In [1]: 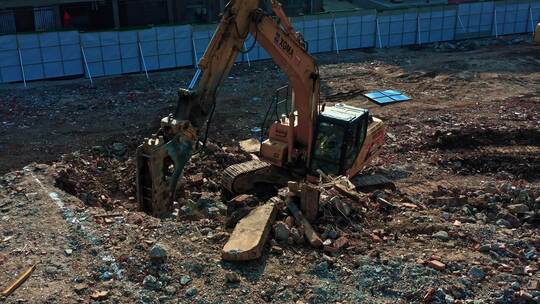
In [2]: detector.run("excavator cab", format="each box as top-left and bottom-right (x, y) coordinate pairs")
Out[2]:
(310, 104), (369, 175)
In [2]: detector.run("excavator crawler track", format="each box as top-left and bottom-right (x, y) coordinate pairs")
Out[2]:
(222, 158), (297, 194)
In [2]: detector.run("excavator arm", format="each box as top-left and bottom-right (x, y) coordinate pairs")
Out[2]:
(136, 0), (320, 217)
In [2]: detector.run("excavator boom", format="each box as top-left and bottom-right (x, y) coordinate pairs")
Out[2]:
(136, 0), (321, 217)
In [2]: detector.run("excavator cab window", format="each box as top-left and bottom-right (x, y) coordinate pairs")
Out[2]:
(310, 104), (369, 175)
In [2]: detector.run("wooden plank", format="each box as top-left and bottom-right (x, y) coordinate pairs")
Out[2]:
(287, 200), (322, 248)
(300, 183), (319, 222)
(222, 203), (277, 261)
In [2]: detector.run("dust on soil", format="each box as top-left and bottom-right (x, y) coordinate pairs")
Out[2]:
(0, 36), (539, 303)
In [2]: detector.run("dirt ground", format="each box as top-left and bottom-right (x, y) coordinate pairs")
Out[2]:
(0, 35), (539, 304)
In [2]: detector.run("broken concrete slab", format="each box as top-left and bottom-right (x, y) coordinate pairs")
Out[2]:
(238, 138), (261, 154)
(222, 202), (277, 261)
(351, 174), (395, 192)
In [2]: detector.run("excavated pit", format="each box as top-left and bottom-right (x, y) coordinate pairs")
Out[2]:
(432, 128), (540, 180)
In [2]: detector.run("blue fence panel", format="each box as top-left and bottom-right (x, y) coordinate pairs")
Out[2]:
(0, 35), (21, 83)
(531, 1), (540, 32)
(59, 31), (82, 76)
(156, 26), (176, 69)
(377, 15), (391, 47)
(442, 8), (457, 41)
(495, 1), (532, 35)
(318, 17), (333, 52)
(173, 25), (193, 67)
(81, 32), (104, 77)
(39, 32), (63, 78)
(361, 14), (377, 48)
(457, 2), (495, 38)
(100, 31), (122, 76)
(345, 15), (362, 49)
(119, 30), (140, 74)
(303, 18), (319, 53)
(403, 11), (419, 45)
(192, 28), (213, 64)
(244, 34), (260, 62)
(18, 34), (44, 81)
(138, 28), (159, 71)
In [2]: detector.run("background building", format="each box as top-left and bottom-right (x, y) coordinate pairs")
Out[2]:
(0, 0), (325, 34)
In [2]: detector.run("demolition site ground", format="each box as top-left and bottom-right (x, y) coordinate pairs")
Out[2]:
(0, 36), (539, 304)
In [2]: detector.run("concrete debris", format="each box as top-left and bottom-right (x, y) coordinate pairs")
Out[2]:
(273, 221), (290, 242)
(149, 243), (168, 261)
(238, 138), (261, 153)
(222, 203), (277, 261)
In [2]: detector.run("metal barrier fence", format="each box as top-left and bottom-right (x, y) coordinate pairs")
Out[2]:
(0, 0), (539, 85)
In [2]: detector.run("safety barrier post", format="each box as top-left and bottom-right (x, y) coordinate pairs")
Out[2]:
(17, 48), (27, 88)
(192, 37), (198, 65)
(457, 15), (466, 32)
(80, 46), (93, 86)
(243, 42), (251, 66)
(493, 8), (499, 38)
(530, 7), (535, 37)
(188, 68), (202, 90)
(376, 17), (383, 48)
(137, 42), (149, 80)
(332, 16), (340, 55)
(417, 14), (422, 45)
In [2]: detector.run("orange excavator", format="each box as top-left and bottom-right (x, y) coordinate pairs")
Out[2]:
(136, 0), (386, 217)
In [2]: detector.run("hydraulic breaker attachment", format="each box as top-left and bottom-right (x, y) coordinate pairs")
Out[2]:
(136, 117), (196, 217)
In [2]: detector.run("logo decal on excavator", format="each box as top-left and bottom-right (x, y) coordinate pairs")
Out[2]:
(274, 32), (294, 57)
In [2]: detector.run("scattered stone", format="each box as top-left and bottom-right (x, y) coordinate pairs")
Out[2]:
(149, 243), (168, 261)
(73, 283), (88, 294)
(180, 275), (191, 285)
(185, 287), (198, 297)
(111, 142), (127, 156)
(468, 266), (486, 280)
(289, 227), (304, 244)
(427, 260), (446, 271)
(526, 280), (539, 291)
(496, 219), (512, 228)
(273, 221), (290, 242)
(225, 272), (240, 283)
(270, 245), (283, 255)
(507, 204), (529, 214)
(100, 271), (113, 281)
(143, 275), (162, 290)
(513, 266), (526, 275)
(164, 285), (176, 295)
(433, 230), (449, 241)
(90, 290), (109, 300)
